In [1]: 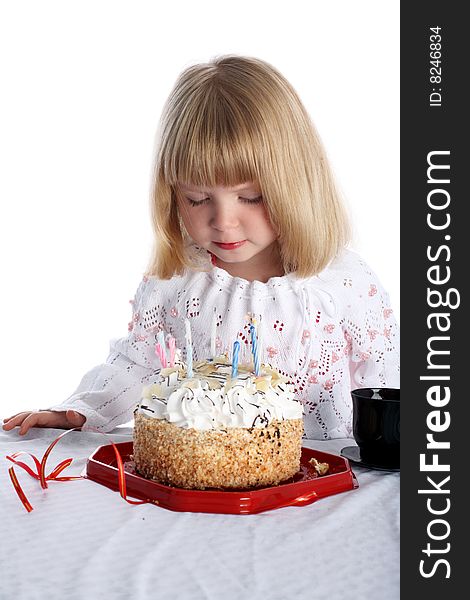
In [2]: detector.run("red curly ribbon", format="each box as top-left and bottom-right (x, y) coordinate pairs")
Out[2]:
(6, 427), (150, 512)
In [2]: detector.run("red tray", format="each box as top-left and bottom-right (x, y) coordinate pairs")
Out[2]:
(85, 442), (358, 515)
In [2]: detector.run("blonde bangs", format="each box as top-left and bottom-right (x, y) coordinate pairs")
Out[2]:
(159, 72), (264, 189)
(147, 55), (351, 280)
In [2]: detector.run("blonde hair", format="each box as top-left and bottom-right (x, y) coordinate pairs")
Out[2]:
(147, 55), (350, 279)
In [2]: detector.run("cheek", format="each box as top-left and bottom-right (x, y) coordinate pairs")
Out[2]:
(177, 204), (206, 236)
(258, 206), (278, 236)
(176, 200), (193, 227)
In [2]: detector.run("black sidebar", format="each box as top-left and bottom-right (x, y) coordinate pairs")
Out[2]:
(401, 2), (467, 596)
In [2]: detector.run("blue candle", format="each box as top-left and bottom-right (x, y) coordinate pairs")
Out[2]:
(185, 318), (193, 378)
(231, 341), (240, 378)
(257, 315), (263, 369)
(250, 323), (260, 376)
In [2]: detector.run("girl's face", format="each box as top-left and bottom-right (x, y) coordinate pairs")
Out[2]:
(176, 182), (282, 280)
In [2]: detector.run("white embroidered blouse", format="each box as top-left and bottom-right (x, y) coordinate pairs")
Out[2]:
(47, 247), (400, 439)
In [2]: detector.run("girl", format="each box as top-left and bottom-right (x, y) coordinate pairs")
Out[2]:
(3, 55), (399, 440)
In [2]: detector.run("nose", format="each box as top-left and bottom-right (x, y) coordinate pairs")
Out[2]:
(210, 203), (240, 231)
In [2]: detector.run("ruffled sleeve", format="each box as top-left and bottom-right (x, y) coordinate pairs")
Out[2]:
(341, 258), (400, 390)
(46, 277), (161, 432)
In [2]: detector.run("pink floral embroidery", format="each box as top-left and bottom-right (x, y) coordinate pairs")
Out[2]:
(133, 312), (139, 323)
(128, 322), (134, 332)
(134, 334), (148, 342)
(368, 329), (379, 341)
(384, 308), (393, 319)
(143, 275), (149, 283)
(384, 326), (391, 339)
(309, 359), (318, 369)
(331, 351), (339, 363)
(302, 330), (311, 342)
(170, 307), (178, 318)
(344, 341), (352, 356)
(360, 351), (371, 361)
(323, 380), (333, 391)
(308, 375), (318, 384)
(267, 346), (278, 358)
(344, 331), (352, 342)
(324, 324), (335, 334)
(368, 284), (377, 297)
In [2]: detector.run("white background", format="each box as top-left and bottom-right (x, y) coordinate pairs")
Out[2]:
(0, 1), (399, 418)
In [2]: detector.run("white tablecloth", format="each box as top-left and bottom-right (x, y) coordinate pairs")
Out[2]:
(0, 426), (399, 600)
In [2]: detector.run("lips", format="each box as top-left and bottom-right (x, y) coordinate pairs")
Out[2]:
(213, 240), (247, 250)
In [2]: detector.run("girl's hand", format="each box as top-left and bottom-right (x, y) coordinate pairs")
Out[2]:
(2, 410), (86, 435)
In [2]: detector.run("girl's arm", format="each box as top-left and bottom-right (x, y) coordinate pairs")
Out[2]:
(43, 277), (162, 433)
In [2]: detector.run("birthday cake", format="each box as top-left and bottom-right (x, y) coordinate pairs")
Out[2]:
(133, 356), (304, 490)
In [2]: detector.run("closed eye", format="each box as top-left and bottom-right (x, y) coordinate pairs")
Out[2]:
(187, 197), (210, 206)
(186, 195), (263, 207)
(240, 196), (263, 204)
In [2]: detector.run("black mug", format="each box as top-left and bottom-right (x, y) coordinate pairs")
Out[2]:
(351, 388), (400, 468)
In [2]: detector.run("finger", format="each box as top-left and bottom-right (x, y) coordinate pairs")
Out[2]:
(19, 411), (72, 435)
(17, 412), (57, 435)
(66, 410), (86, 427)
(3, 412), (28, 423)
(17, 414), (39, 435)
(2, 412), (31, 430)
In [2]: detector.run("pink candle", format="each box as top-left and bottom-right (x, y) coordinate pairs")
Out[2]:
(155, 343), (167, 368)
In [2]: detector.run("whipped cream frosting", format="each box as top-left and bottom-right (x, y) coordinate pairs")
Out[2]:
(137, 357), (303, 430)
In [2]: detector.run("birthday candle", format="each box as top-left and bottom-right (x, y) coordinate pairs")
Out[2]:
(250, 323), (260, 376)
(185, 318), (193, 378)
(168, 336), (176, 368)
(231, 340), (240, 378)
(210, 307), (217, 358)
(257, 314), (263, 370)
(155, 343), (167, 368)
(157, 330), (167, 360)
